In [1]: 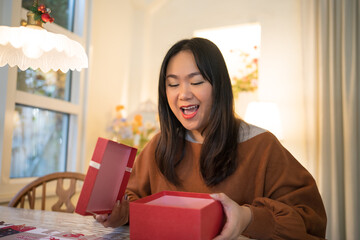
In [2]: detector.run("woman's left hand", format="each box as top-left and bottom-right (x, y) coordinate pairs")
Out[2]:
(94, 199), (129, 228)
(210, 193), (252, 240)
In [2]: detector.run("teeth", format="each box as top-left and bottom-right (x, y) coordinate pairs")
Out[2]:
(181, 105), (198, 115)
(182, 106), (197, 110)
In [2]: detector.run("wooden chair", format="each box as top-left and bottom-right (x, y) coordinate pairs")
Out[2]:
(8, 172), (85, 213)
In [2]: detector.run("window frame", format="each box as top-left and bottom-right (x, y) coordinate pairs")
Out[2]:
(0, 0), (89, 203)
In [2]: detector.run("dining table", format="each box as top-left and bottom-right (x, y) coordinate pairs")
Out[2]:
(0, 205), (254, 240)
(0, 206), (129, 239)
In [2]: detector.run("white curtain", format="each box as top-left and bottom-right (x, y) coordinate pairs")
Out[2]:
(302, 0), (359, 239)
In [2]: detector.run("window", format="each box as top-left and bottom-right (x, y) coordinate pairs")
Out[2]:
(11, 67), (71, 178)
(0, 0), (88, 202)
(16, 68), (71, 101)
(11, 105), (69, 178)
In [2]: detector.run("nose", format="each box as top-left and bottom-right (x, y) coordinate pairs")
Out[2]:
(178, 83), (192, 100)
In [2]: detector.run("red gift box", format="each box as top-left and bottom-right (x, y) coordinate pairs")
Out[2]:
(75, 137), (137, 216)
(129, 191), (224, 240)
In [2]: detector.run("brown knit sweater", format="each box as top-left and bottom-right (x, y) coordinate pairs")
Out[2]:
(126, 128), (327, 240)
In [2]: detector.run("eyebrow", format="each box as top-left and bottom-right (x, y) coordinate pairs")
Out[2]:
(166, 72), (202, 80)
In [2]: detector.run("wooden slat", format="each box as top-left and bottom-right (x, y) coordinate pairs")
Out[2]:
(29, 188), (36, 209)
(20, 196), (25, 208)
(41, 183), (46, 210)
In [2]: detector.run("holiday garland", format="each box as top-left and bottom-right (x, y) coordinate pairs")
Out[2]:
(29, 3), (54, 23)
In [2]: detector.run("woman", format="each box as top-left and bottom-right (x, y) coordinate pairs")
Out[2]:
(96, 38), (327, 240)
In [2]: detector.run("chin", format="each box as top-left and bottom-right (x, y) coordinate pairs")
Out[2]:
(182, 123), (200, 132)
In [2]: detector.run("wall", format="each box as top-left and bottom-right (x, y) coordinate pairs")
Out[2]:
(84, 0), (134, 168)
(88, 0), (310, 173)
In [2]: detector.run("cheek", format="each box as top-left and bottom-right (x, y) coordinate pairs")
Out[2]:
(198, 89), (212, 105)
(201, 92), (213, 114)
(166, 91), (176, 110)
(166, 90), (171, 103)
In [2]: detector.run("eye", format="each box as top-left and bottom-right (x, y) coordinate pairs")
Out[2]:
(191, 81), (204, 86)
(167, 83), (179, 87)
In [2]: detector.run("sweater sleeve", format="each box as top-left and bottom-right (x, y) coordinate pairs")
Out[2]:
(125, 134), (160, 202)
(125, 151), (150, 202)
(242, 133), (327, 240)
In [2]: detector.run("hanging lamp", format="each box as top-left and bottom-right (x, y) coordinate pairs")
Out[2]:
(0, 0), (88, 73)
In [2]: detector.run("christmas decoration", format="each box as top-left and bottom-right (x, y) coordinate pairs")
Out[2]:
(29, 3), (54, 24)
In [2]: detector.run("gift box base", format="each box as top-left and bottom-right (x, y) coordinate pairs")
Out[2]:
(130, 191), (224, 240)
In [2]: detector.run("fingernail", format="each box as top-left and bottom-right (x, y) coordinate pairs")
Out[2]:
(210, 193), (218, 198)
(117, 200), (121, 206)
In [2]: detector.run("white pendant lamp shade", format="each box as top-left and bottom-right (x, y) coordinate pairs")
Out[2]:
(0, 25), (88, 73)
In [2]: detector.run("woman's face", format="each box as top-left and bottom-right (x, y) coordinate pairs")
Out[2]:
(165, 50), (213, 142)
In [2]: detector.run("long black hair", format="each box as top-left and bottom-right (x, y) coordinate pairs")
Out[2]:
(155, 38), (240, 186)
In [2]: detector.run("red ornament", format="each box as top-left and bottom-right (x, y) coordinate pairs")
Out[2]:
(41, 13), (51, 22)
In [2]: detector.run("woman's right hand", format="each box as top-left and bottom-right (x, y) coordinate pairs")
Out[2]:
(94, 199), (129, 228)
(210, 193), (252, 240)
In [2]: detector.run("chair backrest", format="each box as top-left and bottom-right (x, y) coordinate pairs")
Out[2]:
(8, 172), (85, 213)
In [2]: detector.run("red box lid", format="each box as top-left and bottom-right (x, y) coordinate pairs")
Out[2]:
(130, 191), (224, 240)
(75, 137), (137, 216)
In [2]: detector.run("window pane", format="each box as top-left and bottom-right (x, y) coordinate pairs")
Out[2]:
(10, 105), (69, 178)
(22, 0), (75, 31)
(17, 68), (71, 101)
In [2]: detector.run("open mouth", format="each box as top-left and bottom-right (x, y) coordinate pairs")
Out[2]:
(180, 105), (199, 119)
